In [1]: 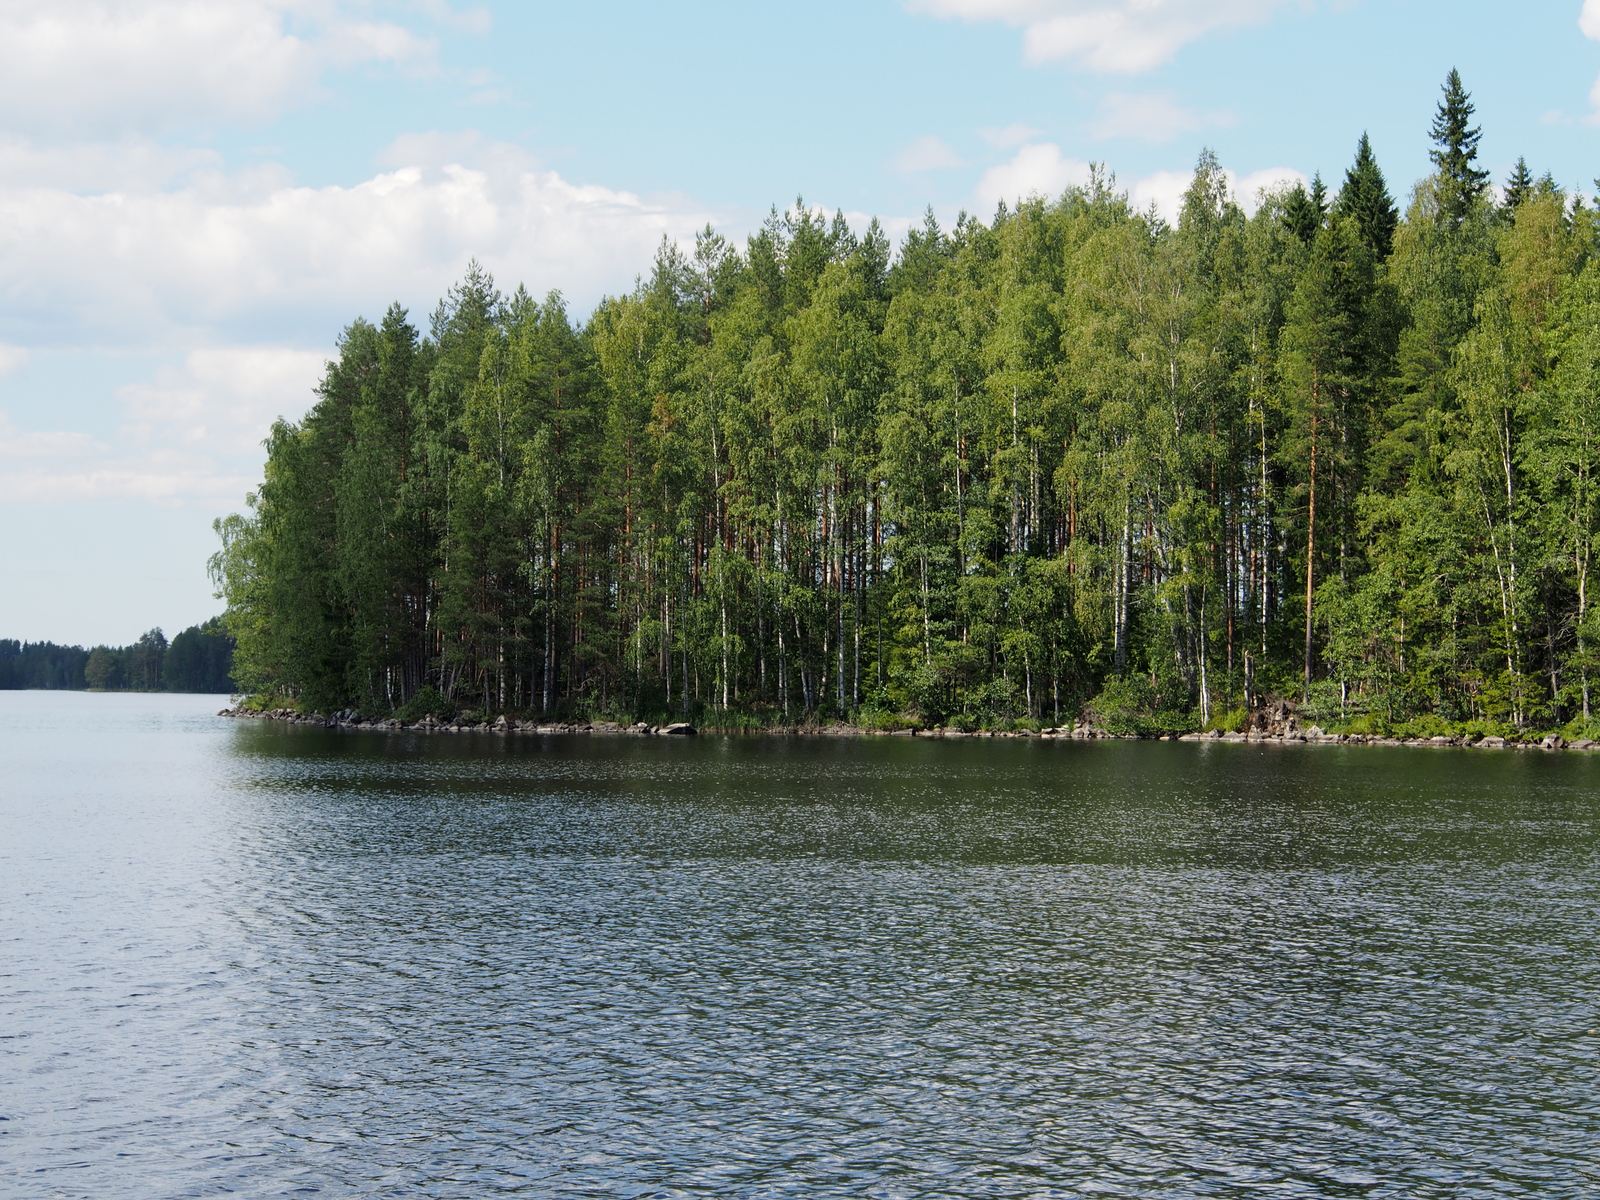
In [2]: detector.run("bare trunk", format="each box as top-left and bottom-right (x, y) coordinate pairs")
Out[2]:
(1303, 384), (1318, 702)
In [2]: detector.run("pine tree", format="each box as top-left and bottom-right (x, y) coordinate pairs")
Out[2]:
(1336, 133), (1399, 259)
(1430, 68), (1490, 223)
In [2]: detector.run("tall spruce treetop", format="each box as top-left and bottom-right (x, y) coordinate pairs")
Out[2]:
(1429, 68), (1490, 223)
(1282, 174), (1328, 245)
(1501, 157), (1533, 214)
(1335, 133), (1399, 259)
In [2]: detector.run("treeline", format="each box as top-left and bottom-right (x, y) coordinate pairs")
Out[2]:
(0, 619), (236, 693)
(213, 72), (1600, 735)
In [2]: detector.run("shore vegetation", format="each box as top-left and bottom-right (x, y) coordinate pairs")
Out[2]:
(213, 72), (1600, 741)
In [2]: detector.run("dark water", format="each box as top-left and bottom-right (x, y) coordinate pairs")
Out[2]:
(4, 693), (1600, 1198)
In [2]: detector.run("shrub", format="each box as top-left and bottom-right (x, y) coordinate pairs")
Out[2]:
(1206, 708), (1249, 734)
(1391, 713), (1454, 740)
(1087, 675), (1199, 737)
(240, 692), (297, 713)
(396, 686), (453, 722)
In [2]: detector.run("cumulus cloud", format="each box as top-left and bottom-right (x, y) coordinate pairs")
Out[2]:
(891, 135), (966, 172)
(0, 458), (260, 504)
(975, 143), (1094, 211)
(1231, 166), (1304, 212)
(0, 148), (717, 348)
(0, 345), (326, 503)
(118, 346), (328, 456)
(0, 135), (225, 191)
(413, 0), (492, 35)
(0, 412), (103, 460)
(0, 0), (437, 136)
(976, 141), (1301, 220)
(1582, 1), (1600, 117)
(1130, 164), (1303, 220)
(906, 0), (1292, 72)
(979, 122), (1042, 149)
(1088, 91), (1232, 142)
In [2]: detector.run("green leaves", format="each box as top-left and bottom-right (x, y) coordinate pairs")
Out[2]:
(212, 111), (1600, 735)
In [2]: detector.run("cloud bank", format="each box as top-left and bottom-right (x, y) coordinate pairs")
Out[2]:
(976, 141), (1302, 220)
(906, 0), (1292, 71)
(0, 152), (716, 350)
(0, 0), (439, 136)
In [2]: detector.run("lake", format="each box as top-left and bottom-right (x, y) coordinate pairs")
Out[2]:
(3, 691), (1598, 1197)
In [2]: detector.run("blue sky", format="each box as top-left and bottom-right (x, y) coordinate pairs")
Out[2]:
(2, 0), (1599, 645)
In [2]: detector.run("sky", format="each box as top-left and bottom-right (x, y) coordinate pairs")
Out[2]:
(3, 0), (1599, 646)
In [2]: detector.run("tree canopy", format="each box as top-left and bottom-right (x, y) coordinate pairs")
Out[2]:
(213, 72), (1600, 737)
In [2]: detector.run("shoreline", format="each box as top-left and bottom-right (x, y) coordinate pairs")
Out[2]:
(216, 708), (1597, 751)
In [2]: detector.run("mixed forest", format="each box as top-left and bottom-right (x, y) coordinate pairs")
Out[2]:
(0, 620), (235, 693)
(213, 72), (1600, 736)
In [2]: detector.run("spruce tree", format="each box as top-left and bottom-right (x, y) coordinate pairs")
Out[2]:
(1502, 157), (1533, 214)
(1335, 133), (1399, 259)
(1429, 68), (1490, 223)
(1282, 177), (1326, 245)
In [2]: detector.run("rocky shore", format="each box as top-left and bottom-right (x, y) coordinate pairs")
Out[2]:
(219, 708), (698, 737)
(217, 706), (1596, 749)
(1174, 726), (1594, 750)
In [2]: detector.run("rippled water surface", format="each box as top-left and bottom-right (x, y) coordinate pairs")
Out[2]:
(4, 692), (1600, 1198)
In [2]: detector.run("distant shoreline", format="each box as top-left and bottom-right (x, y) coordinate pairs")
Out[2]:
(217, 707), (1595, 751)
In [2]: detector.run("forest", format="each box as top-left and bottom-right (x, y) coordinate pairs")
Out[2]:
(0, 619), (236, 693)
(211, 72), (1600, 737)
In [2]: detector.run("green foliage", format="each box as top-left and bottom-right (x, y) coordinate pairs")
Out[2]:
(207, 89), (1600, 738)
(1205, 708), (1249, 734)
(1087, 675), (1198, 737)
(395, 686), (454, 722)
(239, 692), (297, 713)
(4, 621), (234, 693)
(1336, 133), (1399, 259)
(1429, 68), (1491, 224)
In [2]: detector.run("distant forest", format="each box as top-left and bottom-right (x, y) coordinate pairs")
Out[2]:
(212, 71), (1600, 736)
(0, 619), (236, 693)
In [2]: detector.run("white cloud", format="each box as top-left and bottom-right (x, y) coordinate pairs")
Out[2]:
(0, 460), (259, 504)
(0, 411), (103, 460)
(891, 135), (966, 172)
(976, 141), (1302, 221)
(118, 346), (328, 456)
(906, 0), (1291, 72)
(414, 0), (492, 36)
(1130, 163), (1303, 221)
(1232, 166), (1304, 213)
(1127, 169), (1193, 220)
(0, 1), (436, 136)
(1578, 0), (1600, 119)
(0, 122), (719, 505)
(376, 129), (537, 173)
(0, 346), (324, 503)
(0, 135), (223, 191)
(975, 142), (1093, 211)
(979, 122), (1042, 149)
(0, 148), (717, 348)
(1088, 91), (1232, 142)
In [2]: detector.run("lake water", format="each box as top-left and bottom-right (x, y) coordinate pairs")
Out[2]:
(3, 691), (1599, 1198)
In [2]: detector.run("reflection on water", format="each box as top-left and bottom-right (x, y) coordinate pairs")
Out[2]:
(3, 692), (1599, 1197)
